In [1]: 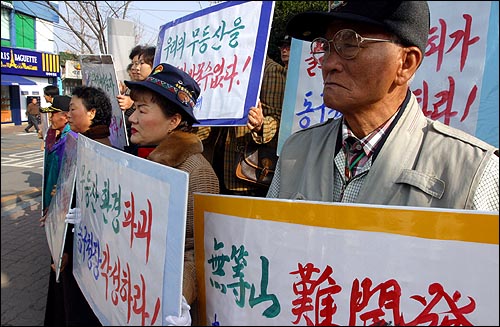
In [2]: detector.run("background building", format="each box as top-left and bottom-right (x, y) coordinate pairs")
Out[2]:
(60, 59), (82, 96)
(1, 1), (61, 125)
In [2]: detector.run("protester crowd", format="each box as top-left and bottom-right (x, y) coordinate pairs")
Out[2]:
(37, 1), (498, 326)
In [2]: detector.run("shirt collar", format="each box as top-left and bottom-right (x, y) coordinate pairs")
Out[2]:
(341, 112), (399, 156)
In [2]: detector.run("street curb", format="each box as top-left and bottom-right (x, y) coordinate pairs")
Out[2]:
(1, 188), (42, 209)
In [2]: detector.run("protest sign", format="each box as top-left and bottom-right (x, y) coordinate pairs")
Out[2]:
(44, 132), (78, 282)
(80, 54), (128, 150)
(155, 1), (274, 126)
(72, 135), (189, 325)
(194, 194), (499, 326)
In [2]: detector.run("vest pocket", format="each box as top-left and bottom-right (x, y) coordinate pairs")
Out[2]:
(396, 169), (445, 199)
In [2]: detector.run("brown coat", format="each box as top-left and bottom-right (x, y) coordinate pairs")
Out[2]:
(147, 131), (220, 307)
(27, 102), (40, 115)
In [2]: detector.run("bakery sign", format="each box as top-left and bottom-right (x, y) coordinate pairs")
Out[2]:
(0, 46), (60, 77)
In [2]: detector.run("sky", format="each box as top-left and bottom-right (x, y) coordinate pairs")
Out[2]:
(129, 1), (214, 45)
(54, 1), (214, 52)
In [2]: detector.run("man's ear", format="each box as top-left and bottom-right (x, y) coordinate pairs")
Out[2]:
(395, 46), (423, 86)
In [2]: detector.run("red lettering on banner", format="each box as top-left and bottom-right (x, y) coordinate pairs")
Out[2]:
(349, 278), (402, 326)
(446, 14), (480, 72)
(305, 55), (320, 77)
(184, 55), (250, 93)
(426, 15), (480, 72)
(289, 263), (479, 325)
(100, 243), (161, 325)
(290, 263), (342, 326)
(405, 283), (476, 325)
(413, 77), (478, 126)
(123, 192), (153, 264)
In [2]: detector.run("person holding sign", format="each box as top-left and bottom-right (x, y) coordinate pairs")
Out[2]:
(266, 1), (499, 211)
(118, 45), (156, 149)
(40, 95), (76, 226)
(39, 85), (60, 146)
(47, 86), (114, 326)
(41, 95), (78, 326)
(198, 55), (285, 198)
(124, 63), (220, 325)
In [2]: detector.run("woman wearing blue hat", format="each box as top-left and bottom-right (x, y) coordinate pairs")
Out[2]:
(125, 62), (220, 325)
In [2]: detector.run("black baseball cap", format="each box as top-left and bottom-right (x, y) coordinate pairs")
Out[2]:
(280, 35), (291, 48)
(286, 1), (430, 55)
(41, 95), (71, 113)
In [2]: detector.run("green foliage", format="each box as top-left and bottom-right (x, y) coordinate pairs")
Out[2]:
(268, 1), (329, 64)
(58, 51), (79, 67)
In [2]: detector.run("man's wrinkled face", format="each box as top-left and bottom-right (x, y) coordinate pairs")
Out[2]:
(320, 21), (403, 114)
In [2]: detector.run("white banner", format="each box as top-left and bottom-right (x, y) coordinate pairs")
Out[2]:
(73, 135), (189, 325)
(155, 1), (275, 126)
(194, 194), (499, 326)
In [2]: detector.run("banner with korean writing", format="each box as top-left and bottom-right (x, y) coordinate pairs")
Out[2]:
(72, 135), (189, 325)
(80, 54), (128, 150)
(194, 194), (499, 325)
(155, 1), (274, 126)
(278, 1), (499, 153)
(44, 132), (77, 282)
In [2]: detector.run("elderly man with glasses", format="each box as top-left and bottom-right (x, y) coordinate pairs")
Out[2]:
(265, 1), (499, 212)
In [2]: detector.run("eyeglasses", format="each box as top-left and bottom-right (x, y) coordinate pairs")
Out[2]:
(311, 29), (395, 62)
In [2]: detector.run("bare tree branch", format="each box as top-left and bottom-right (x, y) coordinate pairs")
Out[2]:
(121, 1), (132, 19)
(43, 1), (94, 53)
(73, 1), (100, 37)
(43, 1), (136, 54)
(104, 1), (119, 18)
(91, 1), (108, 53)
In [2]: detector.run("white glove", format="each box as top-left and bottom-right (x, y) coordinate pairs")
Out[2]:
(165, 296), (191, 326)
(65, 207), (81, 225)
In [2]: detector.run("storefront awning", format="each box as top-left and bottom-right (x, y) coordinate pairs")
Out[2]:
(1, 74), (37, 86)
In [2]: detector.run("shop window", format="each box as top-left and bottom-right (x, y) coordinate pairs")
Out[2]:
(1, 7), (11, 46)
(1, 86), (12, 123)
(15, 13), (35, 49)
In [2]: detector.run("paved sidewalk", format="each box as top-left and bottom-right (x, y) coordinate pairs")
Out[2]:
(1, 123), (43, 208)
(2, 123), (48, 326)
(1, 196), (49, 326)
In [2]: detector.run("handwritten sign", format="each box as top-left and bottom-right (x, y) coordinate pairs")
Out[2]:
(44, 132), (78, 282)
(194, 194), (499, 325)
(72, 135), (189, 325)
(155, 1), (274, 126)
(80, 54), (128, 150)
(278, 1), (499, 153)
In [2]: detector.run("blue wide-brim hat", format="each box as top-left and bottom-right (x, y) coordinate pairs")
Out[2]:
(125, 63), (201, 124)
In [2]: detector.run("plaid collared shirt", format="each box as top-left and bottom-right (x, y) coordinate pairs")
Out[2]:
(341, 115), (396, 181)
